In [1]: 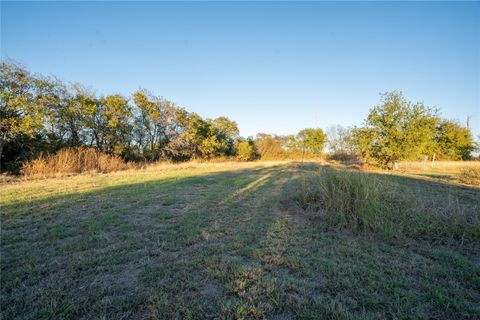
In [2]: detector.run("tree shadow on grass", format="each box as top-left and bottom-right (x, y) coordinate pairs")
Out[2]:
(1, 162), (479, 319)
(415, 173), (453, 181)
(0, 163), (308, 319)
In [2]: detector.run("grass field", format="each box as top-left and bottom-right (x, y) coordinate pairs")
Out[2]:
(1, 161), (479, 319)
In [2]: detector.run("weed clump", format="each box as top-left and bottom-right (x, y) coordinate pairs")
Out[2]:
(21, 147), (132, 178)
(457, 167), (480, 186)
(292, 168), (479, 241)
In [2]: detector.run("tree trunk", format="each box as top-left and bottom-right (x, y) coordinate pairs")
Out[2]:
(0, 140), (4, 172)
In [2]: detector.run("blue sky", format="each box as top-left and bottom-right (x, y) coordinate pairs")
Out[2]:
(2, 1), (479, 137)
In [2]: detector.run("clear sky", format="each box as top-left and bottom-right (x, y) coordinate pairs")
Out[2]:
(2, 1), (479, 137)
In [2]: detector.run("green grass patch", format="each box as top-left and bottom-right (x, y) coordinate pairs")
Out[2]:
(291, 168), (479, 242)
(1, 162), (479, 319)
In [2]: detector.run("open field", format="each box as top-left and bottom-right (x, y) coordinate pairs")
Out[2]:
(395, 161), (480, 183)
(1, 161), (479, 319)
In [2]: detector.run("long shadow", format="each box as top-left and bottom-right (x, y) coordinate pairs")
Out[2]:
(1, 162), (313, 319)
(1, 165), (283, 214)
(2, 161), (478, 319)
(415, 173), (453, 180)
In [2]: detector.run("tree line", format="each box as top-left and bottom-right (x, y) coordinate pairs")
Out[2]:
(1, 61), (476, 173)
(1, 61), (326, 172)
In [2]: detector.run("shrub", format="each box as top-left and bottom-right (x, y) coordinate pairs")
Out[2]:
(326, 152), (358, 163)
(291, 168), (479, 241)
(236, 141), (257, 161)
(457, 168), (480, 186)
(21, 147), (132, 178)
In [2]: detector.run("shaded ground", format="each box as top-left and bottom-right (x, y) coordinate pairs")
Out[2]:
(1, 162), (479, 319)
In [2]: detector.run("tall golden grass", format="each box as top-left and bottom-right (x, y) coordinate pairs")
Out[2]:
(21, 148), (133, 178)
(398, 160), (480, 173)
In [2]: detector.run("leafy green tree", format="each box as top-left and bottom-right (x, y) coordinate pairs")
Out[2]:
(209, 116), (239, 156)
(100, 94), (132, 155)
(132, 90), (182, 160)
(297, 128), (326, 154)
(352, 91), (438, 168)
(236, 139), (258, 161)
(53, 84), (91, 147)
(434, 119), (474, 160)
(132, 89), (160, 159)
(36, 77), (72, 150)
(0, 62), (45, 170)
(178, 113), (210, 159)
(69, 85), (101, 148)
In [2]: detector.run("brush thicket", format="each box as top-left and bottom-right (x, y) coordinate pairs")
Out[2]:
(21, 147), (132, 178)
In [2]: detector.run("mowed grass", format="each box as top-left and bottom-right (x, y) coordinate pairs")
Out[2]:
(1, 162), (479, 319)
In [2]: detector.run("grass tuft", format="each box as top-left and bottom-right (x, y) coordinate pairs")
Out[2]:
(292, 168), (479, 241)
(295, 169), (396, 230)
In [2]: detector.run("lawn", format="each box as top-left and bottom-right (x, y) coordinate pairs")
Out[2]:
(1, 162), (479, 319)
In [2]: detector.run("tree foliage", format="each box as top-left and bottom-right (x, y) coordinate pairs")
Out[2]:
(0, 62), (241, 172)
(351, 91), (474, 168)
(236, 139), (258, 161)
(296, 128), (326, 154)
(434, 119), (474, 160)
(1, 62), (474, 172)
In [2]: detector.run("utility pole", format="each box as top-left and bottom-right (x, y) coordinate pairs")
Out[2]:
(466, 115), (472, 130)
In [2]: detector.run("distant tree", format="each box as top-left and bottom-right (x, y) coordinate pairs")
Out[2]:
(352, 91), (438, 168)
(100, 94), (132, 155)
(0, 61), (253, 170)
(39, 78), (75, 150)
(132, 89), (161, 159)
(326, 125), (354, 154)
(0, 62), (45, 170)
(71, 85), (101, 148)
(157, 106), (188, 160)
(132, 89), (182, 160)
(210, 116), (239, 139)
(296, 128), (326, 155)
(434, 119), (474, 160)
(179, 113), (213, 159)
(254, 134), (290, 160)
(236, 138), (258, 161)
(209, 116), (239, 156)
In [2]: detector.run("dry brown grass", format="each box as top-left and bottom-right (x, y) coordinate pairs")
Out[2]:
(457, 168), (480, 186)
(0, 173), (19, 185)
(21, 147), (134, 178)
(398, 160), (480, 174)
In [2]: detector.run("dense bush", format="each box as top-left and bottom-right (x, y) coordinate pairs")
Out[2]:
(236, 140), (258, 161)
